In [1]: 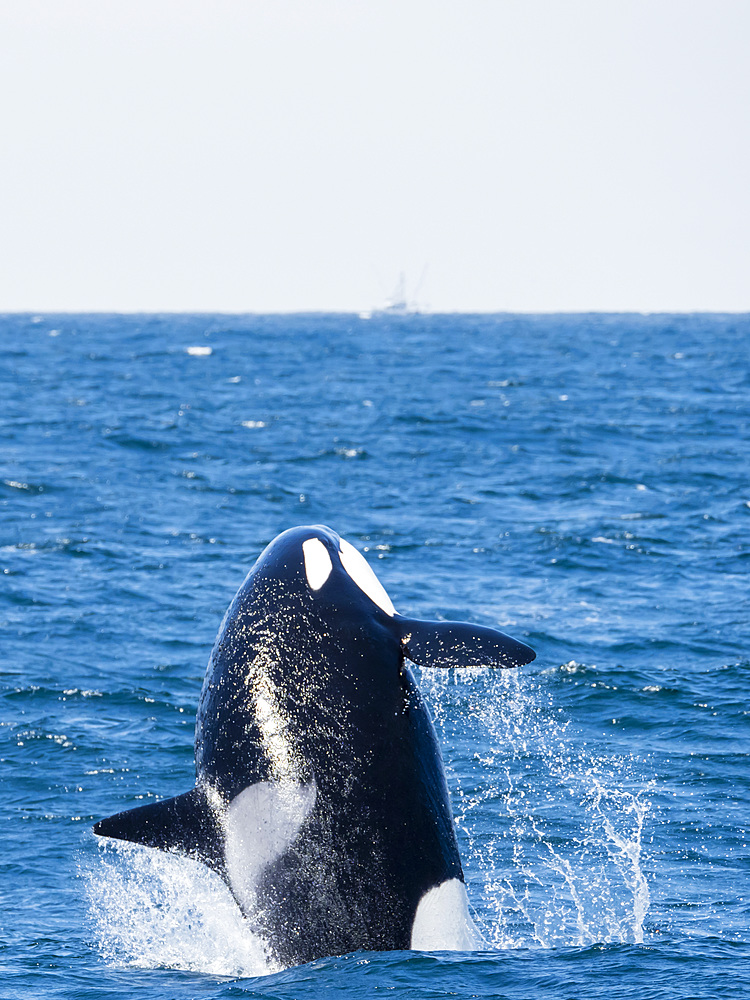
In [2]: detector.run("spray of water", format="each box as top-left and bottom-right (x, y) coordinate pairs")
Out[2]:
(418, 665), (652, 949)
(81, 840), (277, 977)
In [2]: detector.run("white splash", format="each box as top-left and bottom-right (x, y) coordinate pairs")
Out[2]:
(82, 840), (277, 977)
(419, 666), (652, 949)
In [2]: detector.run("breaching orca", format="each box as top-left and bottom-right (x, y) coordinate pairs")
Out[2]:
(93, 525), (535, 968)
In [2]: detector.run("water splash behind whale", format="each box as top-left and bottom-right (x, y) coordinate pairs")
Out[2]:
(419, 665), (652, 949)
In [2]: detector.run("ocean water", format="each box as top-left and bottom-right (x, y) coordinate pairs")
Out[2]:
(1, 311), (749, 999)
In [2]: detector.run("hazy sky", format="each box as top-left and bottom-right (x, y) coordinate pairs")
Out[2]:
(1, 0), (748, 313)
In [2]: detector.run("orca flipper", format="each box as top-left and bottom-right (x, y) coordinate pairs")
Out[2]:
(93, 785), (225, 873)
(397, 617), (535, 669)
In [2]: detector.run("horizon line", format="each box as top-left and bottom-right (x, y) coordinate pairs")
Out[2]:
(2, 307), (749, 318)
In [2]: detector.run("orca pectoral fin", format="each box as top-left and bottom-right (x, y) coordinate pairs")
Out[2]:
(93, 785), (225, 873)
(398, 617), (535, 669)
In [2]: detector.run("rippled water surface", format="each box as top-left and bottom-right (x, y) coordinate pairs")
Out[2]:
(2, 312), (749, 998)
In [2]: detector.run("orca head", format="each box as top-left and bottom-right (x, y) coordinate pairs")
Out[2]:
(235, 525), (406, 743)
(250, 524), (398, 622)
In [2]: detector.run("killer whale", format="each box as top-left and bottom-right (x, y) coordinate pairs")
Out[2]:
(94, 525), (535, 967)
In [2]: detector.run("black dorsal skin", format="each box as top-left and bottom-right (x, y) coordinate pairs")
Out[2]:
(94, 525), (535, 968)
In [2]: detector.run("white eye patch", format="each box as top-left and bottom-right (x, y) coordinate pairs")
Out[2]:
(302, 537), (333, 590)
(338, 538), (396, 617)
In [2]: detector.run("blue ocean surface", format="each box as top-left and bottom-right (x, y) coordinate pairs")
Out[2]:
(1, 312), (749, 999)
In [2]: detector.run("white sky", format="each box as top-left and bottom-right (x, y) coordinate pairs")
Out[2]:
(1, 0), (748, 313)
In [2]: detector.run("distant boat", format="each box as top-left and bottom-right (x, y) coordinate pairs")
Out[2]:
(361, 272), (424, 319)
(381, 273), (413, 315)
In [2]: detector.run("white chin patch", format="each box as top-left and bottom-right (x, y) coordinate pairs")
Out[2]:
(302, 538), (333, 591)
(410, 878), (486, 951)
(223, 780), (317, 914)
(338, 538), (396, 616)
